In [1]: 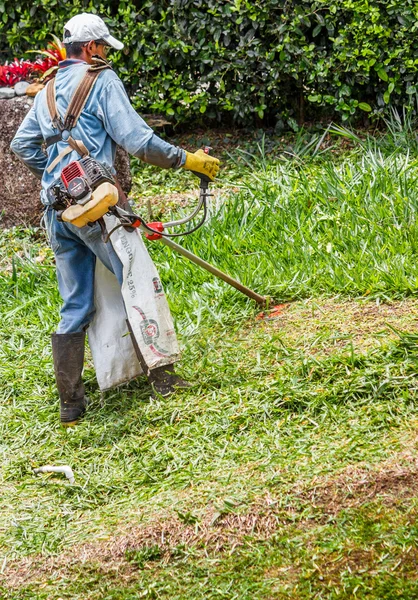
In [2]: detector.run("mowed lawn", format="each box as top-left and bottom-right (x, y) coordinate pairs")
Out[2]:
(2, 125), (418, 599)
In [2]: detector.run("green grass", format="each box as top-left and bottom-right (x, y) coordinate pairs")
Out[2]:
(2, 122), (418, 598)
(131, 126), (418, 317)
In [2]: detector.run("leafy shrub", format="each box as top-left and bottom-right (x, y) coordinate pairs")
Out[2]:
(1, 1), (417, 126)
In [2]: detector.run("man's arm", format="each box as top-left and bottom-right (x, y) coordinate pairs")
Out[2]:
(97, 78), (185, 169)
(10, 100), (48, 180)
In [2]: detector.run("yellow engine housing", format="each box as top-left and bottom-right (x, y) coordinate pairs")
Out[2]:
(61, 182), (119, 228)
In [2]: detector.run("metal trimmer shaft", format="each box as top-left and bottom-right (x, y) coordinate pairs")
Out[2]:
(157, 234), (267, 306)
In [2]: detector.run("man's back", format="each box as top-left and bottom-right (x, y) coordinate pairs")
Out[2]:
(38, 60), (118, 182)
(11, 59), (160, 205)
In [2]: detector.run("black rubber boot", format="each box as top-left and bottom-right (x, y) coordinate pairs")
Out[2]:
(51, 332), (88, 426)
(126, 318), (191, 397)
(148, 364), (191, 397)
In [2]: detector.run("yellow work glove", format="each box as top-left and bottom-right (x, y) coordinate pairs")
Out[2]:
(182, 149), (220, 182)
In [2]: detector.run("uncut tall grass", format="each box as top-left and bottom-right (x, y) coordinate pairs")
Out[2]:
(150, 136), (418, 327)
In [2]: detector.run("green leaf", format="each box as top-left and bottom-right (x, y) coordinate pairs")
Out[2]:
(377, 68), (388, 82)
(312, 24), (322, 37)
(40, 65), (58, 80)
(358, 102), (372, 112)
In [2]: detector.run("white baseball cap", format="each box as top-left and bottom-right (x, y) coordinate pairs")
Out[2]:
(63, 13), (124, 50)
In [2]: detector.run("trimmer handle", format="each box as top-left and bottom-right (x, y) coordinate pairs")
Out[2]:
(192, 146), (213, 188)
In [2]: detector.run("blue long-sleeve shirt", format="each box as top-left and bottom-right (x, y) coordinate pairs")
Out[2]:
(10, 59), (185, 205)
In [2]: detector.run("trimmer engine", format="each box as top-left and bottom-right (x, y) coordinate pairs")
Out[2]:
(47, 157), (115, 211)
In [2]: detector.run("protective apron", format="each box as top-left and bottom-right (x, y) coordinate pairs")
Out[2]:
(87, 213), (180, 390)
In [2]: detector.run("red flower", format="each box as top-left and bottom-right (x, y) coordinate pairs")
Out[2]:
(0, 36), (67, 86)
(0, 60), (33, 86)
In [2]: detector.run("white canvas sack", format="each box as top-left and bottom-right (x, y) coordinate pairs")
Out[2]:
(88, 214), (180, 391)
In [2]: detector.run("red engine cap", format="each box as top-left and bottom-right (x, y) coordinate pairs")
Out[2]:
(62, 161), (85, 187)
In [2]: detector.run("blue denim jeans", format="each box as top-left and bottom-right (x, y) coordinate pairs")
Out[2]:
(44, 208), (124, 334)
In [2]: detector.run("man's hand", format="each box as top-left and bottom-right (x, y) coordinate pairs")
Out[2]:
(182, 149), (220, 181)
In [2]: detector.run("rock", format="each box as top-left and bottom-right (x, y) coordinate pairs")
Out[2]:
(14, 81), (30, 96)
(25, 82), (45, 97)
(0, 87), (15, 99)
(0, 96), (132, 228)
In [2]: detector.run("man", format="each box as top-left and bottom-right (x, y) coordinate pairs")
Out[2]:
(11, 12), (220, 426)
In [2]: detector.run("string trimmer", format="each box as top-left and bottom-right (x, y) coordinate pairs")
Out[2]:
(108, 151), (267, 306)
(47, 148), (266, 305)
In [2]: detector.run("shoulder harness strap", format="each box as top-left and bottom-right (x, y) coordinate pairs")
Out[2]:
(46, 77), (59, 127)
(63, 68), (103, 131)
(45, 59), (112, 173)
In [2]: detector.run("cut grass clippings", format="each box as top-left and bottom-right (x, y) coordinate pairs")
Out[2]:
(4, 444), (418, 590)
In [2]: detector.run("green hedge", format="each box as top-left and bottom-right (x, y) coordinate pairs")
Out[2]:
(1, 1), (418, 126)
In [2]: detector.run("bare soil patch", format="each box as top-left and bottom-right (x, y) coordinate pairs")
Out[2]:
(297, 452), (418, 517)
(257, 298), (418, 355)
